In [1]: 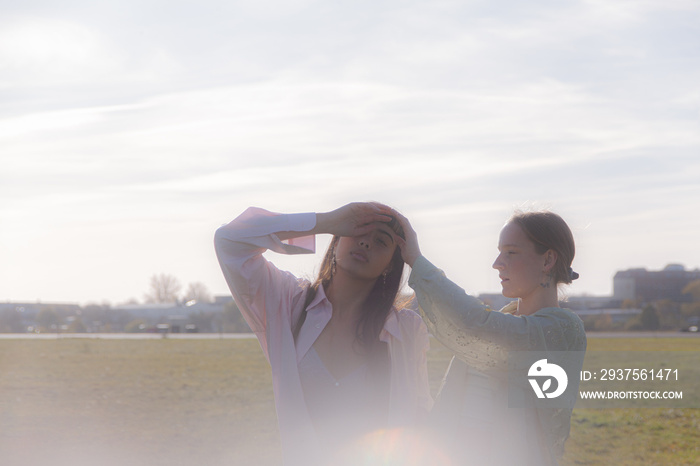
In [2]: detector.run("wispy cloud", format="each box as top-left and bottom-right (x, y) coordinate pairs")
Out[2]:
(2, 0), (699, 303)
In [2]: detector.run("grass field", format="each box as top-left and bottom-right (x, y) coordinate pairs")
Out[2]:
(0, 335), (698, 465)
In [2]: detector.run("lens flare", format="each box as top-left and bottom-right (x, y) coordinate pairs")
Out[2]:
(331, 427), (453, 466)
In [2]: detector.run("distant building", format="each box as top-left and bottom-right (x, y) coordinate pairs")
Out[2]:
(113, 302), (188, 320)
(0, 302), (84, 333)
(613, 264), (700, 303)
(112, 300), (231, 332)
(573, 308), (642, 324)
(0, 301), (81, 317)
(564, 295), (621, 311)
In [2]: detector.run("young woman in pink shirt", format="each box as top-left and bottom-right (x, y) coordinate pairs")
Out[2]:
(215, 202), (432, 465)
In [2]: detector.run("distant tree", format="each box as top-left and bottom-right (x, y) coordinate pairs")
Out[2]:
(125, 319), (149, 333)
(593, 313), (613, 331)
(189, 311), (216, 332)
(640, 304), (660, 330)
(624, 316), (643, 331)
(82, 303), (109, 318)
(36, 308), (60, 331)
(68, 317), (87, 333)
(653, 299), (683, 329)
(81, 303), (111, 332)
(183, 282), (212, 304)
(107, 308), (135, 332)
(621, 299), (639, 309)
(222, 300), (251, 333)
(0, 308), (25, 333)
(681, 301), (700, 319)
(682, 279), (700, 302)
(144, 273), (182, 303)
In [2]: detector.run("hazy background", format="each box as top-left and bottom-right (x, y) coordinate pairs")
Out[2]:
(2, 0), (699, 305)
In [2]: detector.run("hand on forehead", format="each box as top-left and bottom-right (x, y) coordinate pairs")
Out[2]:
(370, 221), (398, 243)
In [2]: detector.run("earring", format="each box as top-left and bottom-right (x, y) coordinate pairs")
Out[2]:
(331, 255), (337, 277)
(540, 271), (552, 289)
(382, 271), (388, 298)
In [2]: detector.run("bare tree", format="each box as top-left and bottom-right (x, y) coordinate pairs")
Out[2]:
(183, 282), (213, 304)
(144, 273), (182, 303)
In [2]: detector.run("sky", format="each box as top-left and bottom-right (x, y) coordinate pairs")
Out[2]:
(1, 0), (699, 306)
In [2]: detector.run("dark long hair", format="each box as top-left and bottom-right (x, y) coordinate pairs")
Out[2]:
(292, 217), (406, 424)
(293, 216), (406, 351)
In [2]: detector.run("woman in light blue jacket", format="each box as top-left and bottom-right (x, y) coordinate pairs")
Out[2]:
(394, 209), (587, 466)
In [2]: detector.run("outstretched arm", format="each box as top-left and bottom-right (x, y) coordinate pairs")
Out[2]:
(214, 202), (397, 351)
(391, 212), (585, 372)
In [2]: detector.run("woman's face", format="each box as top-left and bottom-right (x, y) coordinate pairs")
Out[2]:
(334, 223), (398, 281)
(492, 222), (549, 299)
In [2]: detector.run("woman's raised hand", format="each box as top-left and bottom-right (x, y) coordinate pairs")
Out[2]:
(316, 202), (394, 238)
(390, 210), (422, 267)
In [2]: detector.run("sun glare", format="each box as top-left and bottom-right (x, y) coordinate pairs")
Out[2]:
(333, 428), (453, 466)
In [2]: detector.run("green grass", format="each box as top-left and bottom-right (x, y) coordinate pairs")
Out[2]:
(0, 338), (278, 466)
(563, 337), (700, 466)
(0, 336), (698, 465)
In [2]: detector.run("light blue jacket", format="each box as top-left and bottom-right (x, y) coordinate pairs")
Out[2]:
(409, 255), (587, 465)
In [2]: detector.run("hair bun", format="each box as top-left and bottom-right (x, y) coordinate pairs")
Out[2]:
(568, 267), (580, 281)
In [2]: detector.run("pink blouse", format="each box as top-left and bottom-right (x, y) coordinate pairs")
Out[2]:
(214, 207), (433, 465)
